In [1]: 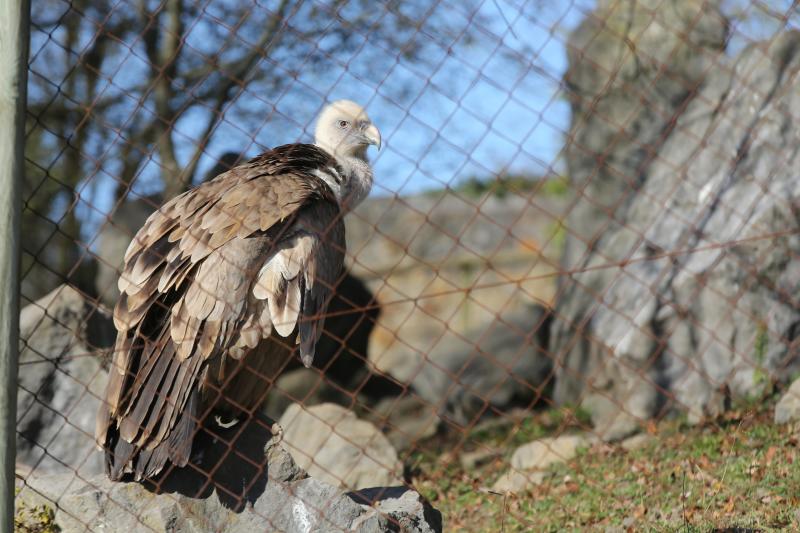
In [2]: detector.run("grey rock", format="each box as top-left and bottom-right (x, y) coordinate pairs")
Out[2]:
(492, 434), (589, 493)
(279, 403), (404, 490)
(620, 433), (656, 452)
(559, 0), (729, 271)
(410, 307), (552, 425)
(16, 284), (115, 478)
(17, 430), (441, 533)
(775, 378), (800, 424)
(351, 488), (443, 533)
(368, 393), (441, 451)
(509, 435), (589, 470)
(491, 469), (546, 494)
(552, 2), (800, 434)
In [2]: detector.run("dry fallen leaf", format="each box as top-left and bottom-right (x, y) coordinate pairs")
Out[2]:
(724, 497), (735, 513)
(765, 445), (778, 465)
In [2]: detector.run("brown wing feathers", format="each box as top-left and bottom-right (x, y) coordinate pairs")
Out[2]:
(97, 144), (346, 480)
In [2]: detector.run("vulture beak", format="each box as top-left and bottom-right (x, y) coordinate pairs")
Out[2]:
(364, 123), (382, 150)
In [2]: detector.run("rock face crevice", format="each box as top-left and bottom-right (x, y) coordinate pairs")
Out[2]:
(551, 0), (800, 439)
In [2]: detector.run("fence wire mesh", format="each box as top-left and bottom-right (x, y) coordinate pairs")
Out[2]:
(14, 0), (800, 531)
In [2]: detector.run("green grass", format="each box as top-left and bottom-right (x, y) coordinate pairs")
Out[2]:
(408, 400), (800, 531)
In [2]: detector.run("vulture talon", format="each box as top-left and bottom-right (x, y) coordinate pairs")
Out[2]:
(214, 415), (240, 429)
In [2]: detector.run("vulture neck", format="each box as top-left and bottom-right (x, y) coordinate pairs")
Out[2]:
(316, 143), (373, 212)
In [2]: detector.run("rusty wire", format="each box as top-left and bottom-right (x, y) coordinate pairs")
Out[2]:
(15, 0), (800, 531)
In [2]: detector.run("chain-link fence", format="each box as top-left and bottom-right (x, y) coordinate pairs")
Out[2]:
(13, 0), (800, 530)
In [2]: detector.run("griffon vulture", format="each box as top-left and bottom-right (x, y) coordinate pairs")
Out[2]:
(96, 100), (381, 481)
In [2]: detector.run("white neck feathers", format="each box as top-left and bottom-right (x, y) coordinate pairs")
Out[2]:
(313, 146), (373, 212)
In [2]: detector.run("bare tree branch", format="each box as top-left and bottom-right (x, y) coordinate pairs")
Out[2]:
(140, 0), (185, 199)
(179, 0), (293, 187)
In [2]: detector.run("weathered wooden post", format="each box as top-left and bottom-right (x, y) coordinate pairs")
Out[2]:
(0, 0), (30, 528)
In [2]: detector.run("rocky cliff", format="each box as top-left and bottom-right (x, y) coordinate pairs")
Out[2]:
(551, 0), (800, 438)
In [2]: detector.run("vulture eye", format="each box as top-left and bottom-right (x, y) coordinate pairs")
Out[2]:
(338, 120), (350, 129)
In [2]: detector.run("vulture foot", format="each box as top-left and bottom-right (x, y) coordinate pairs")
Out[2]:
(214, 415), (240, 429)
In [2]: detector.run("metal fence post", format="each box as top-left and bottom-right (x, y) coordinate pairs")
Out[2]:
(0, 0), (30, 528)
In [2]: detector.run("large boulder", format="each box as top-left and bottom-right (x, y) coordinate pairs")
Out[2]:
(16, 284), (115, 477)
(368, 393), (441, 452)
(409, 306), (552, 425)
(17, 422), (441, 533)
(559, 0), (729, 269)
(348, 190), (568, 423)
(279, 403), (403, 490)
(262, 367), (352, 421)
(552, 0), (800, 438)
(775, 377), (800, 424)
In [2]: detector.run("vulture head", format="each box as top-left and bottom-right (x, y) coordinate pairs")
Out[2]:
(315, 99), (381, 159)
(314, 99), (380, 209)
